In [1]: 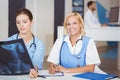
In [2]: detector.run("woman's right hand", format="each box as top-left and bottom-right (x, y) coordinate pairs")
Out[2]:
(29, 69), (38, 78)
(49, 63), (57, 74)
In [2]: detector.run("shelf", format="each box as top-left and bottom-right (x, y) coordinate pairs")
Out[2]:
(72, 5), (83, 7)
(72, 0), (84, 17)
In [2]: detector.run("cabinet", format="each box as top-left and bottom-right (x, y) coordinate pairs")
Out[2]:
(72, 0), (84, 18)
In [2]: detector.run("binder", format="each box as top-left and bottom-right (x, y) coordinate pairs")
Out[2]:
(73, 72), (119, 80)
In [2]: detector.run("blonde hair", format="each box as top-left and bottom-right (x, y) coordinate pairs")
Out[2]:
(63, 12), (85, 36)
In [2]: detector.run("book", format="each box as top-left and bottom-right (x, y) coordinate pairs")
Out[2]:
(73, 72), (119, 80)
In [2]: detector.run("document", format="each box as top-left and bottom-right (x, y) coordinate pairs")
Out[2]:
(73, 72), (119, 80)
(38, 70), (64, 77)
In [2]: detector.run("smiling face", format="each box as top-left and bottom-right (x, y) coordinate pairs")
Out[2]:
(64, 12), (85, 37)
(66, 16), (81, 37)
(16, 14), (32, 34)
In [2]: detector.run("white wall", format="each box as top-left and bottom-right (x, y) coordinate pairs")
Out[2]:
(65, 0), (72, 17)
(0, 1), (8, 41)
(119, 0), (120, 6)
(26, 0), (54, 56)
(111, 0), (119, 7)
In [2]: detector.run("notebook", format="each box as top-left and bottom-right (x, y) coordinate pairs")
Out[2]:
(73, 72), (119, 80)
(0, 39), (34, 75)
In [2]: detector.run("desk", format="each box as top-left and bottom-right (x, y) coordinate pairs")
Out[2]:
(0, 70), (86, 80)
(85, 27), (120, 41)
(85, 27), (120, 71)
(0, 75), (84, 80)
(58, 26), (120, 70)
(0, 70), (119, 80)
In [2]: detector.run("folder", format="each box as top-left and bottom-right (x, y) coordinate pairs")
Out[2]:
(73, 72), (118, 80)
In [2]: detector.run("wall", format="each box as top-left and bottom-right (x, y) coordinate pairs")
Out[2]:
(26, 0), (54, 56)
(0, 1), (8, 41)
(118, 0), (120, 6)
(65, 0), (72, 17)
(111, 0), (119, 7)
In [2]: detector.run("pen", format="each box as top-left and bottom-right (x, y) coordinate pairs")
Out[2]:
(38, 75), (46, 78)
(106, 75), (119, 80)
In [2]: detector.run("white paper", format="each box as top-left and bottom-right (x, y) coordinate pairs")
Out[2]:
(38, 70), (64, 77)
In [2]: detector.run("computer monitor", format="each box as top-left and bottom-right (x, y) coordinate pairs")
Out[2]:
(109, 6), (120, 25)
(0, 39), (34, 75)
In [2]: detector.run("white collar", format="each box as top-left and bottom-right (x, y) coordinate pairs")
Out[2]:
(64, 35), (82, 43)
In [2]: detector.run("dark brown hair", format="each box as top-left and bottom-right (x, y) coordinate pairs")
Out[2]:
(16, 8), (33, 21)
(87, 1), (96, 8)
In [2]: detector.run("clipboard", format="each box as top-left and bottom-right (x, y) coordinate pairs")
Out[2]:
(38, 70), (64, 77)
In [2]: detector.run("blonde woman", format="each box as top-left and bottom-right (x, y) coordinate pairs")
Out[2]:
(47, 12), (101, 74)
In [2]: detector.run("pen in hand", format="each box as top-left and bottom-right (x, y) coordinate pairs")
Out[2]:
(53, 64), (58, 71)
(38, 75), (46, 78)
(49, 64), (60, 74)
(34, 66), (46, 78)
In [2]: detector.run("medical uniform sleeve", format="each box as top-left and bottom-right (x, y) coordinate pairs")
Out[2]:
(32, 39), (45, 70)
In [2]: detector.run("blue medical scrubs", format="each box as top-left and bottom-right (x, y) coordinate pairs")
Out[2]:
(8, 34), (44, 69)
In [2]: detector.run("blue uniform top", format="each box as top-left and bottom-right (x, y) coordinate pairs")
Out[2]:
(7, 34), (45, 70)
(60, 36), (90, 68)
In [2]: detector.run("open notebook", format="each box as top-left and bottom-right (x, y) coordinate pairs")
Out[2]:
(0, 39), (34, 75)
